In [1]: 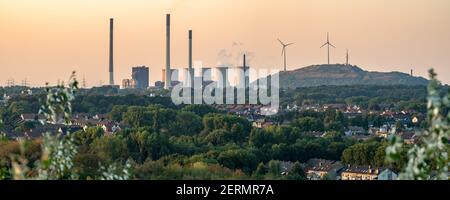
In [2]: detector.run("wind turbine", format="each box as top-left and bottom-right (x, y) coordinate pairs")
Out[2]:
(278, 39), (294, 72)
(320, 32), (336, 64)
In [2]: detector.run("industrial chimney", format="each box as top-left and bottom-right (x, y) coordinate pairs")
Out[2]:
(188, 30), (193, 88)
(109, 18), (114, 85)
(165, 14), (171, 89)
(243, 54), (249, 88)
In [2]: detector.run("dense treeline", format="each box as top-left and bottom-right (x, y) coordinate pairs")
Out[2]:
(73, 95), (176, 114)
(1, 84), (431, 179)
(1, 104), (372, 180)
(280, 85), (433, 112)
(0, 95), (176, 132)
(341, 139), (408, 171)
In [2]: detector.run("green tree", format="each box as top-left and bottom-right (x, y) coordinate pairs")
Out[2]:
(123, 107), (152, 128)
(254, 162), (266, 176)
(169, 111), (202, 136)
(181, 104), (219, 117)
(268, 160), (281, 175)
(293, 117), (324, 132)
(288, 161), (306, 180)
(73, 127), (104, 147)
(387, 69), (449, 180)
(109, 105), (128, 122)
(90, 136), (129, 163)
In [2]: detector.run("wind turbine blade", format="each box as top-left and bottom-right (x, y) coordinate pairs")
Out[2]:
(278, 39), (285, 46)
(320, 43), (327, 48)
(330, 43), (336, 48)
(286, 43), (294, 46)
(281, 48), (285, 56)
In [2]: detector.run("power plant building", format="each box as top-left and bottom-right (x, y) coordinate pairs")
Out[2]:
(132, 66), (149, 89)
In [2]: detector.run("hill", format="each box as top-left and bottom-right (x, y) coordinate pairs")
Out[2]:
(269, 64), (428, 89)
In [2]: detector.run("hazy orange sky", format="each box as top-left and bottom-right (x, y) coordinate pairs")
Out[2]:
(1, 0), (449, 87)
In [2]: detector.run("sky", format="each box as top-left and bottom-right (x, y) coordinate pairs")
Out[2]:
(0, 0), (449, 87)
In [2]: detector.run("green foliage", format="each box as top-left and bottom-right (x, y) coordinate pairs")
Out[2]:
(0, 166), (8, 180)
(268, 160), (281, 175)
(109, 105), (128, 122)
(349, 115), (369, 130)
(181, 104), (220, 117)
(0, 119), (4, 131)
(133, 159), (248, 180)
(3, 72), (443, 180)
(37, 133), (78, 180)
(73, 153), (101, 179)
(281, 85), (429, 111)
(99, 160), (132, 180)
(6, 72), (132, 180)
(387, 69), (450, 180)
(202, 114), (251, 134)
(217, 148), (259, 173)
(73, 127), (104, 146)
(90, 136), (129, 163)
(341, 140), (393, 168)
(287, 161), (306, 180)
(123, 106), (153, 128)
(39, 72), (78, 124)
(73, 94), (175, 114)
(292, 117), (324, 132)
(254, 162), (266, 177)
(14, 121), (38, 133)
(170, 111), (202, 136)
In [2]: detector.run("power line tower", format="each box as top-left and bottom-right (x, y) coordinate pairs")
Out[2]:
(82, 75), (87, 88)
(21, 78), (28, 87)
(6, 79), (15, 87)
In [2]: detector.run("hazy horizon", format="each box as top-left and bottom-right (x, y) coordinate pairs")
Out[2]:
(1, 0), (449, 87)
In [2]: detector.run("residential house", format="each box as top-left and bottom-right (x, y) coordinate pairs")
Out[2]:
(378, 169), (398, 180)
(323, 104), (347, 111)
(20, 114), (46, 122)
(305, 131), (326, 138)
(252, 119), (274, 129)
(58, 125), (83, 135)
(93, 114), (108, 121)
(345, 126), (366, 136)
(8, 124), (61, 139)
(98, 121), (122, 135)
(279, 161), (295, 176)
(341, 165), (383, 180)
(399, 132), (418, 145)
(304, 159), (343, 180)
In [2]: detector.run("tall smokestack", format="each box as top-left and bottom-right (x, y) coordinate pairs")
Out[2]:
(109, 18), (114, 85)
(188, 30), (193, 88)
(189, 30), (193, 70)
(165, 14), (171, 89)
(243, 54), (249, 88)
(243, 54), (246, 71)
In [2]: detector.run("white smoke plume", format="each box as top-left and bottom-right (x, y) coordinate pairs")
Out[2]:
(216, 42), (255, 67)
(166, 0), (186, 13)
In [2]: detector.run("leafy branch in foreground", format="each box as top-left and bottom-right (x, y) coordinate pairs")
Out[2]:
(386, 69), (449, 180)
(9, 71), (130, 180)
(39, 72), (78, 125)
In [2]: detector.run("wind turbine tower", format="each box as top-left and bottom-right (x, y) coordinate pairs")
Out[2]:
(346, 49), (349, 66)
(278, 39), (294, 72)
(320, 32), (336, 65)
